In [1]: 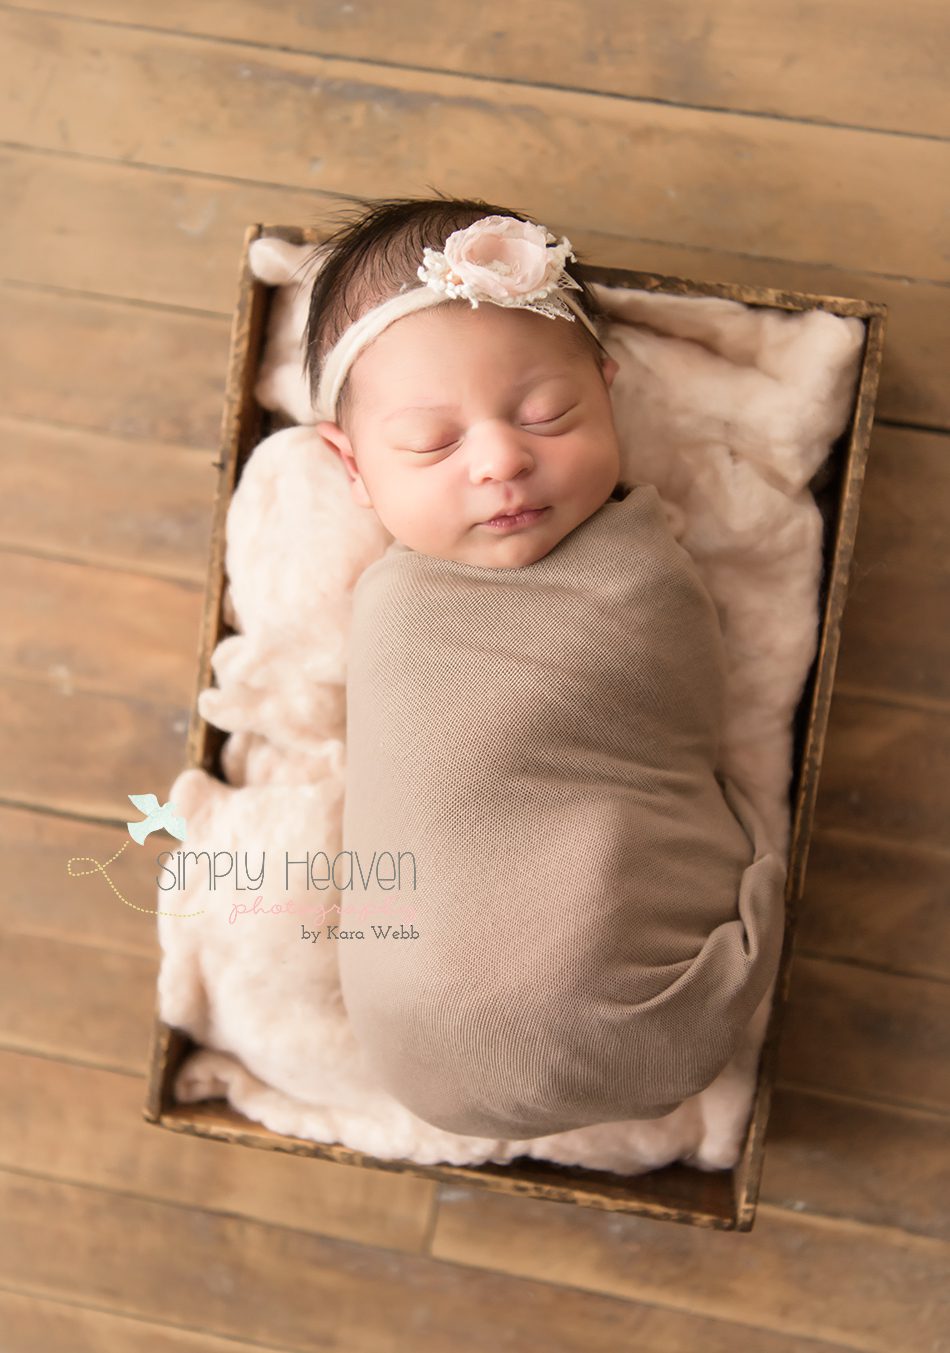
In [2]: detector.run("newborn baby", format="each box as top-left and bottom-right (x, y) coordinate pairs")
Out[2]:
(308, 197), (787, 1139)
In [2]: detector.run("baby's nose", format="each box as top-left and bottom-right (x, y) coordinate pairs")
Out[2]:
(467, 421), (535, 483)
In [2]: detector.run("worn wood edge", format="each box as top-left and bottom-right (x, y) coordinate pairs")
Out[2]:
(143, 223), (266, 1126)
(183, 223), (269, 774)
(585, 267), (887, 318)
(732, 307), (888, 1231)
(145, 1095), (738, 1229)
(143, 1006), (192, 1124)
(786, 309), (887, 904)
(143, 222), (887, 1230)
(144, 1020), (736, 1229)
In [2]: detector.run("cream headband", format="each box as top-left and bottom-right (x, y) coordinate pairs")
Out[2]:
(312, 214), (602, 423)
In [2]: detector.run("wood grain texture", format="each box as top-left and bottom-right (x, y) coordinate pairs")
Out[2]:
(0, 1288), (277, 1353)
(429, 1185), (950, 1353)
(0, 553), (203, 701)
(1, 145), (308, 314)
(0, 674), (190, 818)
(1, 11), (947, 285)
(815, 695), (950, 850)
(777, 956), (950, 1114)
(762, 1086), (950, 1243)
(799, 829), (950, 980)
(0, 1051), (436, 1253)
(0, 1171), (865, 1353)
(0, 803), (167, 952)
(0, 415), (216, 581)
(1, 284), (229, 446)
(5, 0), (949, 138)
(836, 425), (950, 704)
(7, 1045), (950, 1246)
(0, 929), (157, 1070)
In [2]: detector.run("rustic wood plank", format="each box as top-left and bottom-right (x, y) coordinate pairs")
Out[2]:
(0, 0), (941, 1330)
(835, 425), (950, 704)
(839, 424), (947, 703)
(0, 930), (156, 1071)
(0, 1171), (871, 1353)
(836, 570), (950, 708)
(763, 1086), (950, 1243)
(846, 427), (949, 579)
(798, 829), (950, 980)
(1, 284), (228, 447)
(152, 1093), (746, 1229)
(430, 1187), (950, 1353)
(0, 674), (189, 820)
(814, 695), (950, 851)
(776, 956), (950, 1115)
(0, 1050), (436, 1254)
(0, 1288), (282, 1353)
(0, 553), (203, 704)
(5, 0), (949, 138)
(0, 805), (164, 953)
(0, 415), (215, 582)
(1, 144), (304, 315)
(1, 11), (947, 286)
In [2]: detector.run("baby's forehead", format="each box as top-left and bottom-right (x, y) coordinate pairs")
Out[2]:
(350, 305), (588, 414)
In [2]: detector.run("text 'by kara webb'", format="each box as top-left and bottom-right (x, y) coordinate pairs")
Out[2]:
(156, 850), (418, 892)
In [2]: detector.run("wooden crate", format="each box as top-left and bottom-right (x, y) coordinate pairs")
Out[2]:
(143, 223), (887, 1232)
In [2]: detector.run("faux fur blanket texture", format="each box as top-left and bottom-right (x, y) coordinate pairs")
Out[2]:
(156, 237), (864, 1174)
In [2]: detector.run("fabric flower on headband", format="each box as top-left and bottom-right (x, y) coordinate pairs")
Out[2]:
(417, 215), (585, 323)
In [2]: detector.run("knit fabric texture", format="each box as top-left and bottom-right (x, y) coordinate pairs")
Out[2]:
(339, 482), (788, 1139)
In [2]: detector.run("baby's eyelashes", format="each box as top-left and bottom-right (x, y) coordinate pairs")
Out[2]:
(523, 404), (577, 427)
(401, 437), (460, 455)
(397, 404), (581, 456)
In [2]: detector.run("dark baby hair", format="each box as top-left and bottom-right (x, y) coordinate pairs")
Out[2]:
(301, 191), (611, 427)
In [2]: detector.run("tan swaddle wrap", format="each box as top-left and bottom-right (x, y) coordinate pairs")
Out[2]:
(339, 482), (787, 1139)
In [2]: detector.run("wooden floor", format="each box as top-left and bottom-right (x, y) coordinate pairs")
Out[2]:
(2, 3), (949, 1349)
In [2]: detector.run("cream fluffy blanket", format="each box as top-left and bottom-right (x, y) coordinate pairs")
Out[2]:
(157, 237), (863, 1174)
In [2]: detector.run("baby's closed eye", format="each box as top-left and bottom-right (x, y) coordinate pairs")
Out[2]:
(522, 403), (577, 427)
(401, 403), (579, 455)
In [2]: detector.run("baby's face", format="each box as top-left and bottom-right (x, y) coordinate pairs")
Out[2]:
(317, 301), (621, 568)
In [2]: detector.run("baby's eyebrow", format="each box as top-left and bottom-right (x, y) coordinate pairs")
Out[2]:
(382, 368), (572, 423)
(382, 402), (453, 422)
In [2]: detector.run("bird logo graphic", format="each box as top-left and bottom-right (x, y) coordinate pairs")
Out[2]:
(126, 793), (188, 845)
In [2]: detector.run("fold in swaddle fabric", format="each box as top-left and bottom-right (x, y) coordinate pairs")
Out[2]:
(339, 482), (787, 1139)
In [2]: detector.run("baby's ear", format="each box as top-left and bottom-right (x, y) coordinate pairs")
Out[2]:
(316, 421), (373, 509)
(600, 354), (620, 388)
